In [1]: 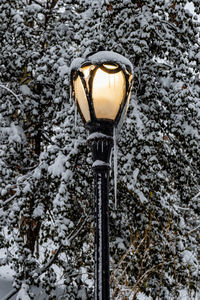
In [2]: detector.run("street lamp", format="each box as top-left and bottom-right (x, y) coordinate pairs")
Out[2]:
(70, 51), (133, 300)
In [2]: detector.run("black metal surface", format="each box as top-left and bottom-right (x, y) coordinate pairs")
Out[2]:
(86, 119), (114, 137)
(94, 168), (110, 300)
(89, 135), (113, 300)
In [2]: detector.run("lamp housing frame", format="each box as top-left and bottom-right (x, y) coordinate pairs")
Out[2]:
(70, 51), (133, 136)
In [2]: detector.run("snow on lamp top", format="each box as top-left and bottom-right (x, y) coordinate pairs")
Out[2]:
(70, 51), (133, 74)
(70, 51), (133, 125)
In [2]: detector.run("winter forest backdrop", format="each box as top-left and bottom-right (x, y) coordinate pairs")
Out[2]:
(0, 0), (200, 299)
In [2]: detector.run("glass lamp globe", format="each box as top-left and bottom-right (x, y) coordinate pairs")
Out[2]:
(70, 51), (133, 133)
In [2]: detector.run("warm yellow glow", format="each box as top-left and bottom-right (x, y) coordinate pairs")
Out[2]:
(73, 76), (91, 122)
(73, 64), (130, 123)
(125, 74), (133, 114)
(92, 65), (126, 120)
(102, 64), (118, 70)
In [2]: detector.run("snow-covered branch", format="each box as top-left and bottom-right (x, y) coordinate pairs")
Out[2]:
(0, 83), (22, 105)
(33, 215), (87, 276)
(1, 192), (19, 207)
(192, 191), (200, 200)
(2, 215), (88, 300)
(188, 225), (200, 234)
(161, 20), (178, 31)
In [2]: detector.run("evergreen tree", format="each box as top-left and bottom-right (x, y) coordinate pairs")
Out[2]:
(0, 0), (199, 299)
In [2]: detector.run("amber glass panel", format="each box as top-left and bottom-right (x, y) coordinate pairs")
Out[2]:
(126, 74), (133, 113)
(91, 65), (126, 120)
(73, 75), (90, 122)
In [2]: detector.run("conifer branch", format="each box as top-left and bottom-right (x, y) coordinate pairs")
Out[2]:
(2, 216), (87, 300)
(33, 215), (87, 276)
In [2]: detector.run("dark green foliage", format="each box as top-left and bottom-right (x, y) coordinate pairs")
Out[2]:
(0, 0), (199, 299)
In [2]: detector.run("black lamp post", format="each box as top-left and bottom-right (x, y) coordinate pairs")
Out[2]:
(70, 51), (133, 300)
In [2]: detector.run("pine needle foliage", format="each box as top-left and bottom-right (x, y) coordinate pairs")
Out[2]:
(0, 0), (199, 299)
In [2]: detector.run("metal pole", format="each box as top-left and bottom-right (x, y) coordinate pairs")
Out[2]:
(89, 134), (113, 300)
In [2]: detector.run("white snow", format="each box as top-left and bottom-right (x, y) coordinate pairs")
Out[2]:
(28, 3), (42, 13)
(135, 189), (148, 203)
(89, 51), (133, 72)
(62, 169), (73, 181)
(116, 237), (126, 250)
(185, 2), (200, 22)
(33, 168), (41, 179)
(70, 57), (85, 72)
(178, 289), (199, 300)
(81, 7), (93, 20)
(0, 249), (15, 299)
(87, 132), (112, 141)
(9, 123), (26, 144)
(77, 288), (87, 300)
(70, 51), (133, 73)
(33, 203), (44, 218)
(48, 152), (66, 177)
(131, 98), (145, 139)
(136, 292), (152, 300)
(0, 250), (14, 281)
(13, 14), (24, 23)
(182, 250), (197, 266)
(58, 65), (69, 78)
(23, 182), (31, 194)
(92, 160), (110, 167)
(19, 85), (31, 96)
(0, 83), (23, 105)
(16, 284), (31, 300)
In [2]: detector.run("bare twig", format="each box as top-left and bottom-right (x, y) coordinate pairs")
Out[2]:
(132, 263), (164, 299)
(157, 216), (172, 299)
(110, 232), (140, 283)
(0, 83), (23, 105)
(111, 234), (146, 297)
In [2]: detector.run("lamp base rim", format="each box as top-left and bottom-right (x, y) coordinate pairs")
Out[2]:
(85, 119), (114, 136)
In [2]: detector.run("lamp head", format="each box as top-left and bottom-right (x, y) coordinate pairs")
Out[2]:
(70, 51), (133, 135)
